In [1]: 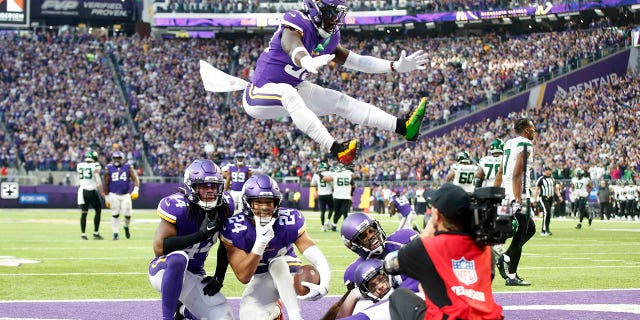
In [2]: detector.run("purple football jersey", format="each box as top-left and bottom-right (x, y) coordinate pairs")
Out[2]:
(227, 165), (251, 191)
(222, 191), (234, 214)
(106, 163), (133, 195)
(155, 193), (216, 275)
(344, 229), (418, 285)
(251, 10), (340, 88)
(220, 207), (306, 274)
(391, 195), (413, 218)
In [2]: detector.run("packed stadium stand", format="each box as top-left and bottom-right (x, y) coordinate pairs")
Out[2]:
(0, 13), (638, 186)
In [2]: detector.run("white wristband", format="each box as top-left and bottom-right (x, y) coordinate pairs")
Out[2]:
(291, 47), (309, 67)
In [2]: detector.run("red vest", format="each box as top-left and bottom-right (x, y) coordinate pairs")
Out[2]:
(422, 234), (503, 320)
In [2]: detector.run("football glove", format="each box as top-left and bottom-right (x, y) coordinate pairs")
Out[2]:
(298, 281), (328, 301)
(131, 186), (139, 200)
(105, 193), (113, 209)
(511, 200), (522, 214)
(300, 54), (335, 74)
(392, 50), (429, 73)
(199, 212), (220, 238)
(251, 218), (276, 256)
(201, 276), (223, 296)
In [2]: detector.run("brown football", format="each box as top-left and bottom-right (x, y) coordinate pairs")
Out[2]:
(293, 264), (320, 296)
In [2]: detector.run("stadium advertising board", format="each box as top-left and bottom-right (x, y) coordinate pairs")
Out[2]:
(0, 0), (29, 28)
(154, 0), (640, 27)
(32, 0), (138, 21)
(541, 50), (630, 107)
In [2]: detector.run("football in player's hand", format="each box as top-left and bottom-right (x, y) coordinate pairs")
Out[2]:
(293, 264), (320, 296)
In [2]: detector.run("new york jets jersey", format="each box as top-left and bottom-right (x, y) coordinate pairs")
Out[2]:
(310, 170), (333, 196)
(332, 169), (354, 200)
(450, 163), (479, 193)
(478, 155), (503, 187)
(571, 177), (591, 198)
(501, 136), (534, 200)
(77, 161), (102, 190)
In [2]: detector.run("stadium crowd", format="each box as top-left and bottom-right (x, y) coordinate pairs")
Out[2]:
(154, 0), (573, 14)
(0, 23), (636, 183)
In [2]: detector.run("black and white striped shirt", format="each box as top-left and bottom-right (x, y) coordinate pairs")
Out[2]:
(536, 175), (555, 199)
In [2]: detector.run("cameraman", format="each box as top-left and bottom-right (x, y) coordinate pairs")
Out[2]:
(383, 183), (503, 320)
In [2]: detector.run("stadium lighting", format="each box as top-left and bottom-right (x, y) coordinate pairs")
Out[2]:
(502, 17), (513, 25)
(425, 22), (436, 29)
(405, 22), (415, 30)
(594, 9), (604, 16)
(631, 4), (640, 11)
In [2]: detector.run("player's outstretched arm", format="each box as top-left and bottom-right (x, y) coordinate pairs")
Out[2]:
(340, 45), (428, 74)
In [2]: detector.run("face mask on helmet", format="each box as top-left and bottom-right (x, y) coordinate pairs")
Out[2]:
(355, 259), (393, 302)
(242, 174), (282, 226)
(235, 152), (246, 165)
(184, 159), (225, 210)
(341, 213), (386, 259)
(318, 162), (328, 171)
(303, 0), (348, 38)
(489, 139), (504, 156)
(112, 151), (125, 167)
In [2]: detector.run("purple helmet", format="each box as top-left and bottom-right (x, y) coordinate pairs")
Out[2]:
(354, 259), (393, 302)
(234, 152), (246, 165)
(303, 0), (348, 37)
(111, 151), (125, 166)
(183, 159), (225, 210)
(242, 174), (282, 225)
(341, 213), (386, 259)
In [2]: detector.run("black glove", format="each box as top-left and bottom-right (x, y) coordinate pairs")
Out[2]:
(201, 276), (223, 296)
(199, 212), (220, 238)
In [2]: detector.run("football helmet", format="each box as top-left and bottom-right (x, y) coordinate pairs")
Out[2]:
(317, 162), (329, 171)
(575, 168), (584, 178)
(354, 259), (393, 302)
(457, 151), (471, 164)
(183, 159), (225, 210)
(235, 152), (246, 165)
(84, 151), (98, 162)
(341, 213), (386, 259)
(303, 0), (348, 37)
(111, 151), (125, 167)
(242, 174), (282, 226)
(489, 139), (504, 156)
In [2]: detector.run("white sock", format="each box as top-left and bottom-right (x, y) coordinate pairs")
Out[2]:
(269, 257), (302, 320)
(111, 217), (119, 234)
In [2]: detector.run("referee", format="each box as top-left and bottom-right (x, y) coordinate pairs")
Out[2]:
(534, 166), (555, 236)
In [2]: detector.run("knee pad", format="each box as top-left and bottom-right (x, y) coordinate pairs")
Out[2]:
(166, 251), (189, 272)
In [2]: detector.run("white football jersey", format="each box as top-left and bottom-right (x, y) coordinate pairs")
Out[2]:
(310, 171), (333, 196)
(624, 185), (637, 200)
(450, 163), (479, 193)
(332, 169), (353, 200)
(478, 155), (503, 187)
(571, 177), (591, 198)
(77, 161), (102, 190)
(500, 136), (534, 200)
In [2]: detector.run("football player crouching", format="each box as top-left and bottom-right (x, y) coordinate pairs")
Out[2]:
(220, 174), (331, 320)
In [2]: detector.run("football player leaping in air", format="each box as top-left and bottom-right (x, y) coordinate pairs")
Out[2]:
(200, 0), (429, 166)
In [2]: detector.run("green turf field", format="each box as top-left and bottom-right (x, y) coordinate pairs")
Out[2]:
(0, 209), (639, 301)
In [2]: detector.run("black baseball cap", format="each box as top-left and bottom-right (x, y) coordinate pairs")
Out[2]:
(431, 183), (471, 220)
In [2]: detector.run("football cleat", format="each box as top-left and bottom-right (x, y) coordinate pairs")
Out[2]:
(405, 97), (427, 141)
(575, 223), (582, 229)
(81, 235), (88, 240)
(93, 233), (104, 240)
(124, 226), (130, 239)
(113, 233), (119, 240)
(505, 276), (531, 286)
(333, 139), (359, 166)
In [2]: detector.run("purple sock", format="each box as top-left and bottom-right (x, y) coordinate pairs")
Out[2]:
(161, 254), (188, 320)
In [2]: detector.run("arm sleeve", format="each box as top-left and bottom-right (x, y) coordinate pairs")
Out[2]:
(162, 231), (206, 255)
(343, 51), (392, 73)
(214, 242), (229, 281)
